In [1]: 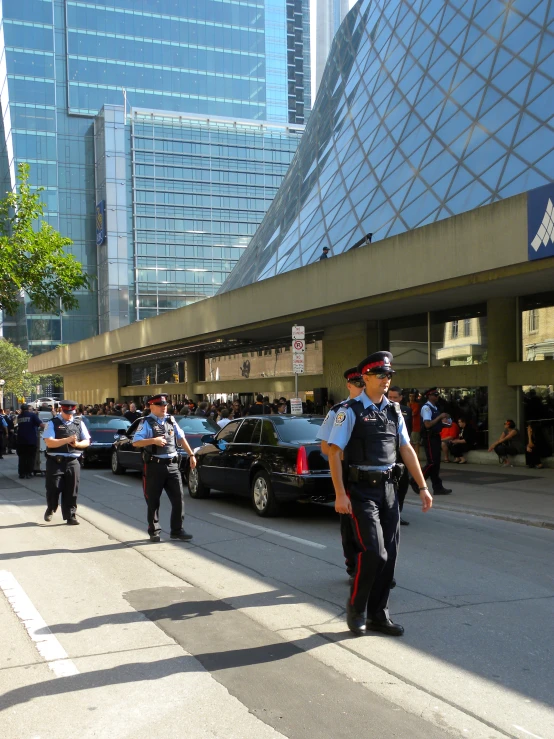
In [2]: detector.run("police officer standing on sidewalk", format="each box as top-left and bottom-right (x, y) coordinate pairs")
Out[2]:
(317, 367), (365, 579)
(43, 400), (91, 524)
(15, 403), (44, 479)
(411, 388), (453, 496)
(133, 394), (196, 543)
(326, 352), (432, 637)
(387, 386), (412, 525)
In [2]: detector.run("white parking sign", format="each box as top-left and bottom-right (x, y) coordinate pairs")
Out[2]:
(292, 325), (305, 340)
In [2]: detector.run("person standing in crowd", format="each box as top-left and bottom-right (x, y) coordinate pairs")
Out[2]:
(43, 400), (91, 525)
(15, 403), (44, 479)
(408, 390), (421, 458)
(411, 388), (453, 496)
(387, 386), (412, 526)
(447, 417), (477, 464)
(5, 409), (16, 454)
(132, 394), (196, 543)
(317, 367), (365, 579)
(248, 394), (271, 415)
(0, 409), (7, 459)
(488, 419), (525, 466)
(326, 352), (432, 637)
(124, 402), (141, 423)
(217, 409), (231, 428)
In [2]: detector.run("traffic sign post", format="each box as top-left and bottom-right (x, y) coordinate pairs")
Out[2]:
(292, 325), (305, 398)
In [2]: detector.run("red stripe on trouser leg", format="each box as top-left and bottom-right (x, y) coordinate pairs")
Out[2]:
(350, 552), (363, 606)
(421, 436), (434, 477)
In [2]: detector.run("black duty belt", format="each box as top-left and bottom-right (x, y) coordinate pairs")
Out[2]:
(149, 456), (178, 464)
(47, 455), (80, 464)
(347, 465), (403, 485)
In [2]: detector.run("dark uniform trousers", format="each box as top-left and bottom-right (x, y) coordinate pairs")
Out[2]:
(346, 480), (399, 620)
(421, 434), (444, 491)
(17, 444), (36, 477)
(397, 465), (409, 512)
(45, 456), (80, 519)
(143, 459), (184, 535)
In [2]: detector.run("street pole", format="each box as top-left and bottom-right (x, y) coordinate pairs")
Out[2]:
(0, 379), (5, 409)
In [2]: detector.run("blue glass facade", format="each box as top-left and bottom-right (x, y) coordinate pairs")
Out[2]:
(221, 0), (554, 292)
(0, 0), (310, 351)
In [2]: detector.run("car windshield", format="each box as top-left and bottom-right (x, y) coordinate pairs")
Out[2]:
(176, 416), (218, 433)
(82, 416), (131, 430)
(271, 416), (324, 443)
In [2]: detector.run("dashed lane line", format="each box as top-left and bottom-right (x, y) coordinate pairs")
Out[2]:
(0, 570), (79, 678)
(209, 513), (326, 549)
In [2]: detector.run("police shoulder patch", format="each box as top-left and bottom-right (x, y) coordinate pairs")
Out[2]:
(335, 410), (347, 425)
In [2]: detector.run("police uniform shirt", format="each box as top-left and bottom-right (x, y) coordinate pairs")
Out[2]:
(420, 401), (438, 424)
(0, 416), (7, 429)
(15, 412), (42, 445)
(133, 413), (185, 457)
(326, 392), (410, 471)
(43, 414), (91, 457)
(316, 398), (348, 443)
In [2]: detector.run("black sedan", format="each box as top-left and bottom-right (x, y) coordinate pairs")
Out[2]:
(110, 414), (219, 476)
(81, 415), (131, 466)
(186, 415), (333, 517)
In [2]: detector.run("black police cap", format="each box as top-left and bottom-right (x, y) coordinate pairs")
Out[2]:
(358, 351), (395, 375)
(20, 403), (29, 411)
(344, 367), (362, 381)
(424, 387), (439, 397)
(146, 394), (169, 405)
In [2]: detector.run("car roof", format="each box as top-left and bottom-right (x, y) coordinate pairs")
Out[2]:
(243, 414), (325, 419)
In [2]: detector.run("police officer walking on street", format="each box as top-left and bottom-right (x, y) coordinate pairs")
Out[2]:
(133, 394), (196, 543)
(43, 400), (91, 524)
(411, 388), (453, 496)
(326, 352), (432, 637)
(15, 403), (45, 479)
(317, 367), (365, 579)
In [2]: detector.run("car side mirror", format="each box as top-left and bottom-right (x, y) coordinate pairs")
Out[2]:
(200, 433), (215, 444)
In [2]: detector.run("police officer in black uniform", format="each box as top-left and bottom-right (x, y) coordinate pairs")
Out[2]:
(43, 400), (91, 524)
(15, 403), (45, 479)
(411, 388), (453, 495)
(133, 394), (196, 543)
(326, 352), (433, 636)
(387, 386), (412, 525)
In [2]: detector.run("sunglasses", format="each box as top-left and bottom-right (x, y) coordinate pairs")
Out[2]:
(372, 372), (393, 380)
(151, 401), (168, 406)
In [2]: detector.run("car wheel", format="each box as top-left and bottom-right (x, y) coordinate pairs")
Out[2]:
(187, 466), (210, 498)
(111, 449), (125, 475)
(251, 471), (280, 517)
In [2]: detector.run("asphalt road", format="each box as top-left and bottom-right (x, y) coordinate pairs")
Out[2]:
(0, 456), (552, 739)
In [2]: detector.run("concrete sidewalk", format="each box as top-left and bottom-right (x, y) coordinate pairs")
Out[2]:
(404, 462), (554, 529)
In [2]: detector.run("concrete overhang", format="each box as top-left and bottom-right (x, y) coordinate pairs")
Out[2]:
(29, 191), (552, 375)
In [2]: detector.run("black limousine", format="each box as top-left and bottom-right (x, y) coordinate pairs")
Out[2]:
(186, 415), (333, 517)
(81, 415), (131, 466)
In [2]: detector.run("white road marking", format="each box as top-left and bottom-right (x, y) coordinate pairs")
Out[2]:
(0, 570), (79, 677)
(513, 726), (544, 739)
(210, 513), (326, 549)
(93, 474), (130, 487)
(0, 499), (37, 503)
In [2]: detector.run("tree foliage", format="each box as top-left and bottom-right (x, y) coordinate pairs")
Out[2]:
(0, 162), (90, 316)
(0, 338), (38, 398)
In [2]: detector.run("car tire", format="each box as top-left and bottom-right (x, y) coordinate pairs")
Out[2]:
(111, 449), (125, 475)
(251, 470), (280, 517)
(187, 466), (210, 498)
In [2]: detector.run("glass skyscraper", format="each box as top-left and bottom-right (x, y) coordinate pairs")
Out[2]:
(221, 0), (554, 292)
(0, 0), (310, 351)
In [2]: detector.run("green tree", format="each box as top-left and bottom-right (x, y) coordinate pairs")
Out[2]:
(0, 162), (90, 316)
(0, 338), (38, 398)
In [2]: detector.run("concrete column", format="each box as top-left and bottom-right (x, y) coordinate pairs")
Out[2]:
(185, 352), (205, 399)
(323, 322), (379, 404)
(487, 297), (518, 443)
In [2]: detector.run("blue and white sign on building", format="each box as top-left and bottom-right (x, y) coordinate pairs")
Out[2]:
(96, 200), (106, 246)
(528, 183), (554, 261)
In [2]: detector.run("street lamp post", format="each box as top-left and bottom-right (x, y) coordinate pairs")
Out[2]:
(0, 379), (5, 410)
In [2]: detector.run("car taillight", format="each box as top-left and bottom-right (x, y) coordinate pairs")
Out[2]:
(296, 446), (309, 475)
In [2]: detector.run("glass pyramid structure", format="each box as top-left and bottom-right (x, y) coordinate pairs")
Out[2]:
(220, 0), (554, 293)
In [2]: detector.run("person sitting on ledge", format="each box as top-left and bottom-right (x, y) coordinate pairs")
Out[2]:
(488, 419), (524, 466)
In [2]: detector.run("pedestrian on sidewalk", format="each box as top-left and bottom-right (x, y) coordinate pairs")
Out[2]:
(326, 352), (432, 637)
(132, 394), (196, 543)
(387, 386), (412, 525)
(411, 388), (453, 495)
(525, 422), (550, 468)
(15, 403), (44, 479)
(488, 420), (524, 466)
(43, 400), (91, 525)
(0, 410), (7, 459)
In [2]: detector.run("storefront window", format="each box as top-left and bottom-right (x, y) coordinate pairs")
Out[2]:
(431, 305), (487, 366)
(387, 315), (428, 369)
(521, 293), (554, 361)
